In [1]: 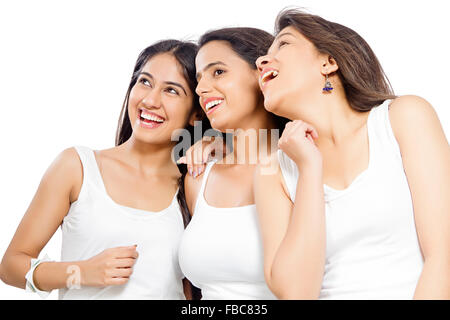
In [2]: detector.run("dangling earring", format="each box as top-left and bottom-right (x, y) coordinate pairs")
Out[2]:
(322, 73), (333, 93)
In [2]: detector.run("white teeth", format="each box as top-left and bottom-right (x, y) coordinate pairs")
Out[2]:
(205, 99), (223, 111)
(140, 110), (164, 122)
(261, 70), (278, 83)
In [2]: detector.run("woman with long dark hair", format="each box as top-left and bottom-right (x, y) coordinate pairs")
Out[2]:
(177, 27), (288, 300)
(0, 39), (205, 299)
(254, 8), (449, 299)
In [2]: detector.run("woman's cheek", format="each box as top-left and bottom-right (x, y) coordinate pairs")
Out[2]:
(167, 104), (189, 129)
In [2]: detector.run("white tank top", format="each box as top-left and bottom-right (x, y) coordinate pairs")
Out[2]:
(59, 146), (185, 300)
(178, 160), (276, 300)
(278, 100), (424, 299)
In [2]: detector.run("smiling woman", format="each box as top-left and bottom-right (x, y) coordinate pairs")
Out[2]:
(177, 27), (288, 300)
(0, 39), (207, 300)
(253, 8), (450, 299)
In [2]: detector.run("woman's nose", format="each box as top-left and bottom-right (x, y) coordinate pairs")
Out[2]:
(142, 89), (161, 108)
(195, 77), (210, 96)
(256, 55), (270, 72)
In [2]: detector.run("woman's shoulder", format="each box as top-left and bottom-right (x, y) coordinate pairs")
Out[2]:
(388, 95), (434, 115)
(254, 151), (292, 201)
(386, 95), (446, 157)
(42, 147), (84, 203)
(387, 95), (438, 142)
(53, 147), (84, 172)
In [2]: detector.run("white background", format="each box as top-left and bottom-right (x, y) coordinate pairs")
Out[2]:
(0, 0), (448, 299)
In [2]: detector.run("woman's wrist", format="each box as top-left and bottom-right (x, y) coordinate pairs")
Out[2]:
(295, 159), (323, 177)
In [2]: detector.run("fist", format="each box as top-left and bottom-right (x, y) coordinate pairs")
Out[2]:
(278, 120), (322, 170)
(80, 245), (139, 287)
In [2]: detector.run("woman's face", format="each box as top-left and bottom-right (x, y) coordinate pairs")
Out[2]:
(195, 40), (262, 131)
(128, 53), (194, 145)
(256, 26), (326, 120)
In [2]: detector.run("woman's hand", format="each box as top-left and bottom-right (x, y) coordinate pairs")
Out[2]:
(79, 245), (139, 287)
(278, 120), (322, 170)
(177, 135), (228, 178)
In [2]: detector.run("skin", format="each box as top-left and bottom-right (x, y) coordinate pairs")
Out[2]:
(254, 26), (450, 299)
(183, 40), (278, 216)
(179, 40), (326, 300)
(0, 53), (197, 298)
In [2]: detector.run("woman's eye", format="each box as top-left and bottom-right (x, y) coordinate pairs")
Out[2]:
(139, 78), (151, 86)
(214, 69), (224, 76)
(166, 87), (179, 95)
(278, 41), (288, 48)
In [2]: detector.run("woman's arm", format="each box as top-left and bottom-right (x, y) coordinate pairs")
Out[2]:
(254, 120), (326, 299)
(0, 148), (138, 292)
(254, 156), (325, 299)
(0, 148), (81, 290)
(389, 95), (450, 299)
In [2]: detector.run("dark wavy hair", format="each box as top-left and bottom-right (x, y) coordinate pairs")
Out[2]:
(275, 8), (396, 111)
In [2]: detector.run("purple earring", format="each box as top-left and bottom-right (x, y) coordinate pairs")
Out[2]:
(322, 73), (333, 92)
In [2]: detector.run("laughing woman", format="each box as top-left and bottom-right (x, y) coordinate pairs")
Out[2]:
(254, 9), (450, 299)
(177, 28), (288, 300)
(0, 40), (204, 299)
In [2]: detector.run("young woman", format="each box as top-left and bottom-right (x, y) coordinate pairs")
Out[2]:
(254, 9), (450, 299)
(0, 40), (205, 299)
(177, 28), (288, 300)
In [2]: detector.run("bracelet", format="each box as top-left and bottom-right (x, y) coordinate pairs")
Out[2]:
(25, 253), (53, 299)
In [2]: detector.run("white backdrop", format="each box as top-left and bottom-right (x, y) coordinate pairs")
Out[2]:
(0, 0), (448, 299)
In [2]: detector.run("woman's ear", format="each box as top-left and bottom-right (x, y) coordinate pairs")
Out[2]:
(188, 108), (205, 126)
(320, 55), (339, 75)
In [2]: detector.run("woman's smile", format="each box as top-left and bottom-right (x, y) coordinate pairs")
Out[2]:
(138, 108), (166, 129)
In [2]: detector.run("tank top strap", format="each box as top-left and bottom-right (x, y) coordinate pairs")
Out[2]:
(366, 99), (403, 166)
(73, 146), (107, 194)
(194, 160), (217, 210)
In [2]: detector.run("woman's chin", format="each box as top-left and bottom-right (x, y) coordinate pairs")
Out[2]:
(208, 116), (229, 132)
(263, 95), (292, 119)
(132, 129), (170, 145)
(263, 96), (279, 114)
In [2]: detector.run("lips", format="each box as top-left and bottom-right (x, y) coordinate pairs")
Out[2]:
(259, 67), (279, 89)
(139, 108), (165, 129)
(202, 96), (224, 115)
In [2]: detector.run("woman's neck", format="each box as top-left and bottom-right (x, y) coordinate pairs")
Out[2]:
(290, 91), (369, 148)
(225, 106), (279, 165)
(118, 137), (179, 177)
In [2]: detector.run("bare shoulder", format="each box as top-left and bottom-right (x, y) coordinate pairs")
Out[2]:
(388, 95), (445, 145)
(46, 147), (83, 202)
(46, 147), (83, 178)
(254, 151), (291, 200)
(255, 151), (279, 178)
(389, 95), (436, 119)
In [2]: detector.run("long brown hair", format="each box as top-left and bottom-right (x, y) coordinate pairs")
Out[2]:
(275, 8), (396, 111)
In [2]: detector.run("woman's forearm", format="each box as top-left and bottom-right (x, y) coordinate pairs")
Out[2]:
(413, 257), (450, 299)
(270, 164), (326, 299)
(0, 252), (84, 292)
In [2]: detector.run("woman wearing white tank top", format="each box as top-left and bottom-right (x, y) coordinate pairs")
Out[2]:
(252, 9), (449, 299)
(0, 40), (207, 299)
(176, 28), (289, 300)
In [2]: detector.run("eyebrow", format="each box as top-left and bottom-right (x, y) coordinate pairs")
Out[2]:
(138, 72), (187, 95)
(275, 32), (295, 41)
(195, 61), (227, 80)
